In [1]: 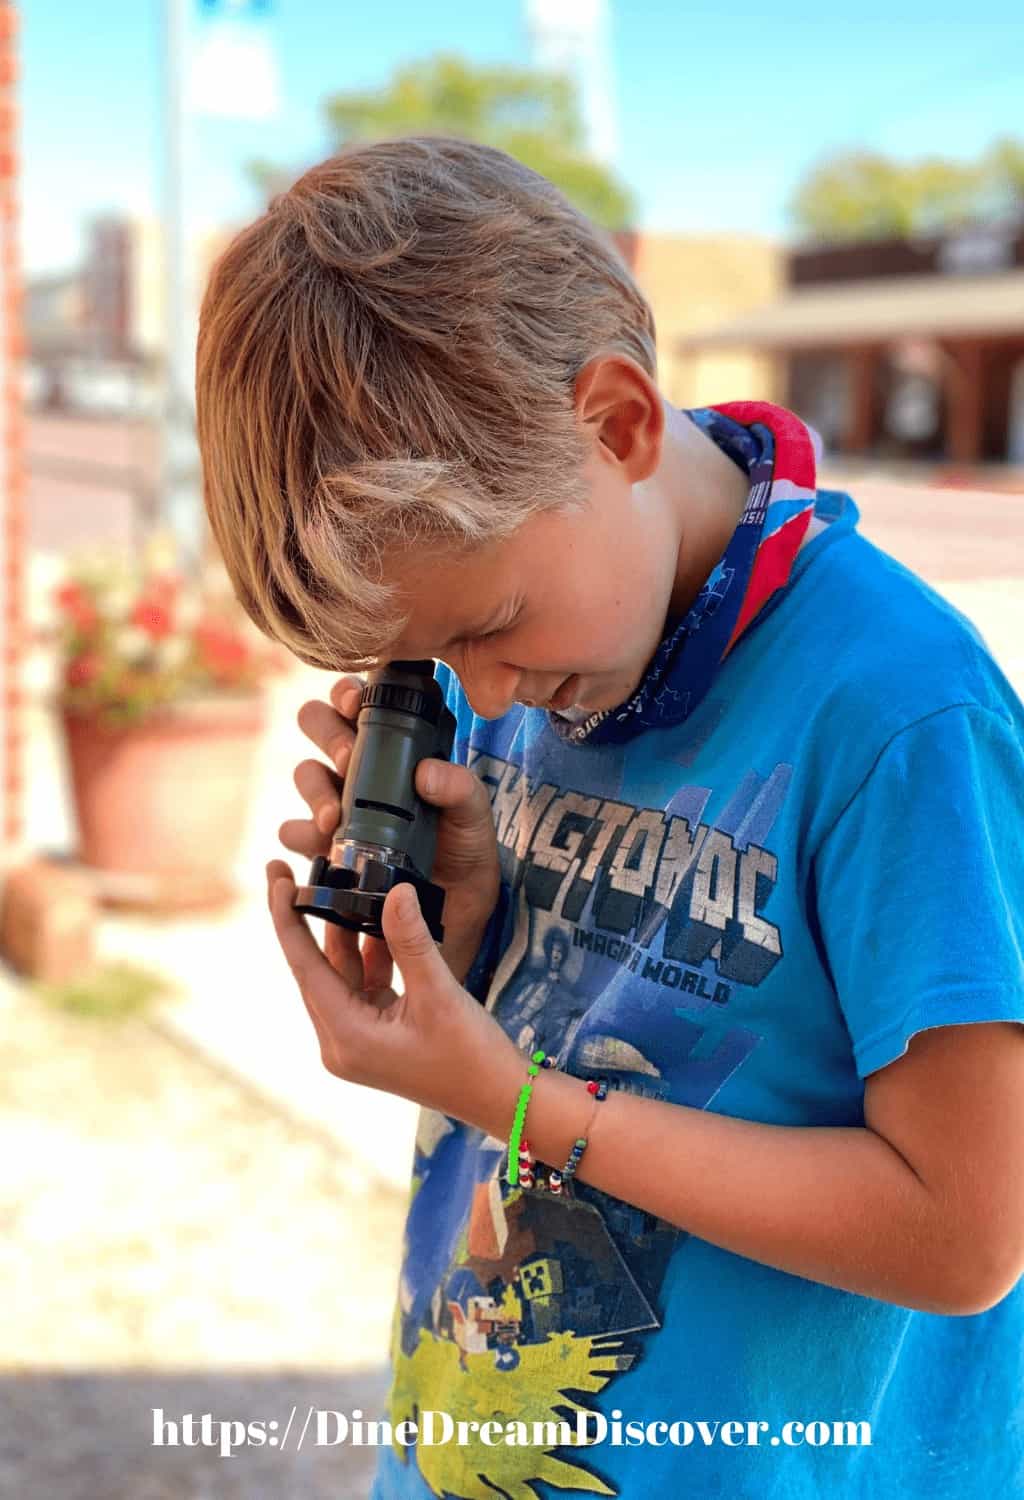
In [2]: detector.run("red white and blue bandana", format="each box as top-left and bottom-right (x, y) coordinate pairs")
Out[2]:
(548, 401), (822, 746)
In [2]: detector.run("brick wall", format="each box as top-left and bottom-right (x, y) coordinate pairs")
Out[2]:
(0, 1), (23, 863)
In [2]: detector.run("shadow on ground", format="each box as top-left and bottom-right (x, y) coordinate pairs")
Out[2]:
(1, 1367), (395, 1498)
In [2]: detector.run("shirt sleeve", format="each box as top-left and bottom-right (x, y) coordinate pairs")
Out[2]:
(810, 702), (1024, 1079)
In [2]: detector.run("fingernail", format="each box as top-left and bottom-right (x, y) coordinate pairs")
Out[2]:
(420, 763), (438, 796)
(318, 805), (336, 833)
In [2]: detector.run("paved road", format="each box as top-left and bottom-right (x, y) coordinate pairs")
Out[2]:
(824, 465), (1024, 581)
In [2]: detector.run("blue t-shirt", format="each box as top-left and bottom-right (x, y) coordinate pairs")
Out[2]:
(370, 489), (1024, 1500)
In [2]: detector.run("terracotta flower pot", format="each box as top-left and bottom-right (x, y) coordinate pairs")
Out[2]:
(59, 693), (268, 912)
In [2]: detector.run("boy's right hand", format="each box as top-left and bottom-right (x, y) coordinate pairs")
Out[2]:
(279, 675), (502, 988)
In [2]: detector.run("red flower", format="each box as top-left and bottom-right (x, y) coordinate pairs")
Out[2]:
(54, 582), (98, 633)
(131, 599), (174, 639)
(148, 572), (182, 605)
(65, 651), (103, 688)
(194, 618), (249, 682)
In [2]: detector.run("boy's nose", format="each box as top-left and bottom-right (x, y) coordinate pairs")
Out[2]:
(462, 674), (524, 720)
(465, 690), (518, 720)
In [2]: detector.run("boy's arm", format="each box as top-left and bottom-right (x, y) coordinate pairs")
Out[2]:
(475, 1019), (1024, 1317)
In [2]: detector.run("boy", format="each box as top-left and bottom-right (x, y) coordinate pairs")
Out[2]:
(196, 135), (1024, 1498)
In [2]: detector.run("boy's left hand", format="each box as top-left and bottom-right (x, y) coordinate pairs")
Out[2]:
(265, 859), (521, 1128)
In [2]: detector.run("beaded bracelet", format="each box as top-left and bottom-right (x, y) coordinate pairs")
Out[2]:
(558, 1078), (608, 1186)
(505, 1049), (554, 1185)
(507, 1064), (609, 1195)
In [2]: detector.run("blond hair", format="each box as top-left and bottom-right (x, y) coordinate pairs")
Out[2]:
(195, 134), (657, 672)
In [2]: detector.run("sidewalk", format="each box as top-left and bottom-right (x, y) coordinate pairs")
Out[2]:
(0, 938), (405, 1499)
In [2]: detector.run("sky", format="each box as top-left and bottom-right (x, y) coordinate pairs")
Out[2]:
(21, 0), (1024, 279)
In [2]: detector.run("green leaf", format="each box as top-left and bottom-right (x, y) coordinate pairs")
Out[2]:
(256, 49), (636, 231)
(33, 960), (178, 1020)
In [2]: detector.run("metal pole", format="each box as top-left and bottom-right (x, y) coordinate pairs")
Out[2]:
(160, 0), (202, 578)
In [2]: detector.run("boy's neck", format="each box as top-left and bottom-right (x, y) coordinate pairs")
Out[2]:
(662, 402), (754, 620)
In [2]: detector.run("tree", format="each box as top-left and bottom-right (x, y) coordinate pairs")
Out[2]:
(787, 136), (1024, 243)
(246, 51), (636, 231)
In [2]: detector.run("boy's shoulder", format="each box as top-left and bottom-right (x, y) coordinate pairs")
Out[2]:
(804, 498), (1017, 739)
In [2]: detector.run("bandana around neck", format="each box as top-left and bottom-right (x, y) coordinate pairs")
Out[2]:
(547, 400), (821, 747)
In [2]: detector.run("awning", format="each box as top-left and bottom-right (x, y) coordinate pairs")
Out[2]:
(675, 269), (1024, 352)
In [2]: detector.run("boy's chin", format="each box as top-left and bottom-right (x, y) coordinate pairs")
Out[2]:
(567, 682), (612, 713)
(585, 669), (638, 709)
(556, 665), (642, 714)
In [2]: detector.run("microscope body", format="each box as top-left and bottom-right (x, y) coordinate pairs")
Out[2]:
(292, 661), (456, 941)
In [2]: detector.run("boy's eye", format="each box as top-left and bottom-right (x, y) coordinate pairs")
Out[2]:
(476, 604), (522, 643)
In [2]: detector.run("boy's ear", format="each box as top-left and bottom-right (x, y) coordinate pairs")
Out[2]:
(574, 354), (664, 484)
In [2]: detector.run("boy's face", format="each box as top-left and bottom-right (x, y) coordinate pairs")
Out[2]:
(382, 482), (676, 719)
(377, 358), (751, 721)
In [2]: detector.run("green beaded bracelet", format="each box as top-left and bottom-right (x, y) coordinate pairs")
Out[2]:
(506, 1049), (554, 1185)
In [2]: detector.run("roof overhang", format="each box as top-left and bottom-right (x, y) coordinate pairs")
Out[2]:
(675, 269), (1024, 352)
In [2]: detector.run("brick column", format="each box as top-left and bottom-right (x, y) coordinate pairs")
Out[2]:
(941, 339), (985, 465)
(843, 345), (882, 455)
(0, 1), (24, 868)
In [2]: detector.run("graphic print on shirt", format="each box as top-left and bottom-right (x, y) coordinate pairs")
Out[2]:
(385, 750), (790, 1500)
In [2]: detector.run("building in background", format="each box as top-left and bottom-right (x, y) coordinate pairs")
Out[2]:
(676, 216), (1024, 466)
(25, 271), (84, 348)
(27, 208), (785, 429)
(614, 229), (784, 409)
(25, 214), (199, 415)
(81, 218), (133, 357)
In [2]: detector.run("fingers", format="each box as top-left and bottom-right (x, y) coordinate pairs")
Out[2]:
(380, 882), (455, 993)
(265, 859), (337, 1013)
(325, 923), (395, 1008)
(360, 933), (395, 994)
(297, 698), (358, 772)
(266, 859), (374, 1074)
(329, 675), (365, 718)
(277, 761), (341, 858)
(288, 683), (363, 852)
(323, 914), (368, 993)
(277, 818), (326, 860)
(296, 674), (365, 781)
(294, 756), (344, 825)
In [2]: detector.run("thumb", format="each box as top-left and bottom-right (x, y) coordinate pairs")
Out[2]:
(416, 759), (487, 829)
(382, 881), (453, 993)
(415, 760), (499, 875)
